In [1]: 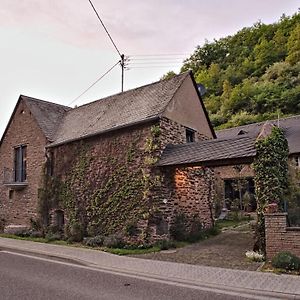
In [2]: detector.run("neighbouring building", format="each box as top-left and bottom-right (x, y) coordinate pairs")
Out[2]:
(158, 116), (300, 215)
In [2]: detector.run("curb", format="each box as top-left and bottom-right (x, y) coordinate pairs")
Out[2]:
(1, 245), (299, 300)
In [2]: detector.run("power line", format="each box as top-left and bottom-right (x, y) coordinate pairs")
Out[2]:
(128, 53), (189, 57)
(87, 0), (126, 92)
(88, 0), (122, 58)
(69, 61), (120, 106)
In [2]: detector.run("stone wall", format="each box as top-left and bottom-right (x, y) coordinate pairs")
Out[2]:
(0, 99), (47, 227)
(152, 166), (215, 235)
(44, 117), (214, 242)
(159, 117), (210, 148)
(47, 121), (157, 241)
(265, 213), (300, 259)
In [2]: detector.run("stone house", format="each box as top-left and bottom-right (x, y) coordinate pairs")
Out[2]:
(0, 72), (216, 242)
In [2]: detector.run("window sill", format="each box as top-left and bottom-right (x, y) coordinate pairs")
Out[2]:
(3, 182), (28, 190)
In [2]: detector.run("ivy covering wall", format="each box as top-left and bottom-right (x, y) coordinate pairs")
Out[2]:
(253, 126), (289, 253)
(38, 124), (163, 243)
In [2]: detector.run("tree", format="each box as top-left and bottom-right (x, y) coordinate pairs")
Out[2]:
(286, 24), (300, 65)
(160, 71), (177, 80)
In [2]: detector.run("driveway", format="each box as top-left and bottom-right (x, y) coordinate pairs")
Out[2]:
(131, 224), (262, 271)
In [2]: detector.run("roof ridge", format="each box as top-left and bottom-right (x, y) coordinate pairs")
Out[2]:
(21, 95), (71, 110)
(71, 72), (190, 111)
(217, 114), (300, 133)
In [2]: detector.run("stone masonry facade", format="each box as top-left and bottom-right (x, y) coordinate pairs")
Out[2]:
(265, 213), (300, 259)
(159, 117), (209, 149)
(41, 116), (214, 242)
(0, 100), (47, 227)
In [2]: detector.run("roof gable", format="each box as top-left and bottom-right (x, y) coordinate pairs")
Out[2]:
(0, 95), (71, 146)
(50, 72), (190, 147)
(23, 96), (71, 141)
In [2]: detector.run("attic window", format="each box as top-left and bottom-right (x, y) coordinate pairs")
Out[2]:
(238, 130), (247, 135)
(186, 128), (195, 143)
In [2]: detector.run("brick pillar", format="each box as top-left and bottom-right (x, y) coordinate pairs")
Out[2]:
(265, 213), (287, 259)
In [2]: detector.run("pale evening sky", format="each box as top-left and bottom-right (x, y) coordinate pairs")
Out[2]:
(0, 0), (299, 137)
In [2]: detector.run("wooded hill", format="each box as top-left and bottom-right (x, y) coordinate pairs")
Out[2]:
(179, 12), (300, 129)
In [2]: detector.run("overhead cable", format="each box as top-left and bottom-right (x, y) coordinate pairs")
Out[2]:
(69, 60), (120, 106)
(88, 0), (122, 58)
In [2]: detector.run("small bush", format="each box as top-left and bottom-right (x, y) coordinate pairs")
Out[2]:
(103, 234), (125, 248)
(170, 213), (219, 242)
(30, 218), (42, 231)
(169, 213), (188, 241)
(66, 223), (84, 242)
(156, 239), (176, 250)
(83, 235), (104, 247)
(0, 218), (6, 233)
(45, 232), (62, 242)
(29, 231), (44, 238)
(125, 223), (139, 236)
(271, 251), (300, 271)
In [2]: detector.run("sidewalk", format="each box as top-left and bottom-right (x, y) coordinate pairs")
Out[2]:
(0, 237), (299, 300)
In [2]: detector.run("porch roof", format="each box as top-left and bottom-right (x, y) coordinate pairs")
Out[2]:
(157, 136), (257, 167)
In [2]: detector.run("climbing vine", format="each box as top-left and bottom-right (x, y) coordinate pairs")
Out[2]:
(38, 124), (164, 244)
(253, 126), (289, 253)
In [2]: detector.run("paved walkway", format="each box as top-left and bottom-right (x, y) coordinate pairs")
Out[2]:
(0, 237), (299, 299)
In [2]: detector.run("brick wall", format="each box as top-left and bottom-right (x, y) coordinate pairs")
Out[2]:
(0, 99), (47, 227)
(265, 213), (300, 259)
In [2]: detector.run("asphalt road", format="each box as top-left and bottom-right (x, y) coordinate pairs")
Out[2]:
(0, 250), (246, 300)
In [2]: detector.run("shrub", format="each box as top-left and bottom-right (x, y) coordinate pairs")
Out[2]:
(66, 222), (84, 242)
(125, 223), (139, 236)
(156, 239), (176, 250)
(30, 231), (44, 238)
(0, 218), (6, 233)
(83, 235), (104, 247)
(45, 232), (62, 242)
(271, 251), (300, 271)
(170, 213), (219, 242)
(103, 234), (125, 248)
(188, 216), (204, 242)
(169, 213), (188, 241)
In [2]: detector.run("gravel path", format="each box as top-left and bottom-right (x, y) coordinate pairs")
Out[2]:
(131, 224), (262, 271)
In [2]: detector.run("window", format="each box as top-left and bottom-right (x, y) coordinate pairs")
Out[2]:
(186, 128), (195, 143)
(14, 145), (27, 182)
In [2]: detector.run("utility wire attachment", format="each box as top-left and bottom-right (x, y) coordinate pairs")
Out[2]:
(69, 60), (120, 106)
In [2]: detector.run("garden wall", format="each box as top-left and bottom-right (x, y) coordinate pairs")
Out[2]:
(265, 213), (300, 259)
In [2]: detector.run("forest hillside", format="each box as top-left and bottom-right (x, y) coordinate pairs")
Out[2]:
(177, 12), (300, 129)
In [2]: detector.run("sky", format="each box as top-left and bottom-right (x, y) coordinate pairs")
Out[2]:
(0, 0), (299, 137)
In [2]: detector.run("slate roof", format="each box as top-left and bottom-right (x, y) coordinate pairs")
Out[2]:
(22, 96), (71, 141)
(157, 136), (257, 167)
(49, 72), (190, 147)
(217, 115), (300, 154)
